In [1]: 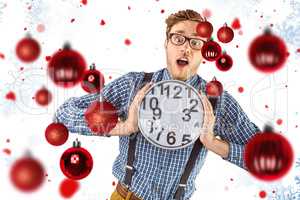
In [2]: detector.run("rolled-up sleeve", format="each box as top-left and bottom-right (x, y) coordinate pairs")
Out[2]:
(53, 72), (136, 135)
(214, 91), (261, 169)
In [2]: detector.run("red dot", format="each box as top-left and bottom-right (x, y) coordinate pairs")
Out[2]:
(230, 178), (234, 181)
(100, 19), (106, 26)
(128, 6), (131, 10)
(270, 23), (274, 27)
(124, 38), (131, 46)
(109, 75), (112, 79)
(5, 91), (16, 101)
(238, 86), (244, 93)
(71, 18), (75, 23)
(59, 179), (80, 198)
(259, 190), (267, 198)
(231, 18), (241, 30)
(0, 52), (5, 59)
(297, 48), (300, 53)
(45, 56), (51, 62)
(6, 139), (10, 143)
(81, 0), (87, 5)
(112, 181), (116, 186)
(295, 125), (298, 128)
(24, 27), (27, 31)
(202, 9), (212, 19)
(236, 45), (239, 48)
(276, 119), (283, 125)
(202, 61), (206, 64)
(160, 9), (165, 14)
(20, 67), (24, 71)
(3, 148), (11, 155)
(265, 105), (269, 109)
(37, 24), (45, 32)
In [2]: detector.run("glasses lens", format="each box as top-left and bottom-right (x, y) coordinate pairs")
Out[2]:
(171, 34), (186, 45)
(190, 39), (204, 50)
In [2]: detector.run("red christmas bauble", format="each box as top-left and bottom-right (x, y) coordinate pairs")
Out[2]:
(10, 156), (45, 192)
(201, 40), (222, 61)
(216, 52), (233, 71)
(45, 122), (69, 146)
(59, 178), (80, 198)
(244, 125), (294, 181)
(196, 20), (213, 38)
(35, 87), (52, 106)
(60, 139), (93, 180)
(217, 23), (234, 43)
(84, 101), (118, 135)
(206, 77), (223, 97)
(248, 29), (287, 73)
(16, 36), (41, 63)
(47, 43), (86, 88)
(81, 64), (105, 93)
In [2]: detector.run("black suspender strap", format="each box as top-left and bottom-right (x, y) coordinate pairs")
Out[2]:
(174, 96), (218, 200)
(123, 72), (154, 189)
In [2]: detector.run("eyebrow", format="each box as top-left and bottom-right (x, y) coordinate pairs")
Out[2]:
(174, 30), (200, 37)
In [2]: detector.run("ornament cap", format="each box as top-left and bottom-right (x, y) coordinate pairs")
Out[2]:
(263, 124), (274, 133)
(73, 138), (81, 148)
(263, 28), (272, 35)
(89, 63), (96, 70)
(63, 42), (71, 50)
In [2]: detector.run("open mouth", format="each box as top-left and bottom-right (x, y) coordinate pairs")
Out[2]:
(176, 58), (189, 67)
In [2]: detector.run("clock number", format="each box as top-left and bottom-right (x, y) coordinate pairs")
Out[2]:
(148, 120), (154, 134)
(141, 98), (146, 110)
(189, 99), (199, 112)
(167, 131), (176, 145)
(160, 83), (170, 98)
(156, 127), (164, 141)
(182, 134), (192, 145)
(150, 97), (161, 120)
(173, 86), (182, 99)
(182, 108), (191, 122)
(186, 87), (192, 98)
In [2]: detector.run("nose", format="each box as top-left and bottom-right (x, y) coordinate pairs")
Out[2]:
(181, 40), (192, 55)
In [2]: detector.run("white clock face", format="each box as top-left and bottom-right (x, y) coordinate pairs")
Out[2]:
(138, 80), (205, 150)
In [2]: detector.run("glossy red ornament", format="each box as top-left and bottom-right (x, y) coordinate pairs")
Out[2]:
(248, 29), (288, 73)
(84, 101), (118, 135)
(16, 35), (41, 63)
(35, 87), (52, 106)
(47, 43), (87, 88)
(10, 156), (45, 192)
(216, 52), (233, 71)
(45, 122), (69, 146)
(206, 77), (223, 97)
(196, 20), (213, 38)
(217, 23), (234, 43)
(81, 63), (105, 93)
(244, 125), (294, 181)
(60, 139), (93, 180)
(201, 40), (222, 61)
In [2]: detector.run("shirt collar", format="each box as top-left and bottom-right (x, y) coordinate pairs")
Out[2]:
(162, 68), (200, 87)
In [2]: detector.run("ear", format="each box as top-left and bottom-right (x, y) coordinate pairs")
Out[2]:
(164, 39), (168, 49)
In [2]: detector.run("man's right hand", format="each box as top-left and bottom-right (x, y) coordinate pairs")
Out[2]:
(107, 82), (153, 136)
(126, 82), (154, 133)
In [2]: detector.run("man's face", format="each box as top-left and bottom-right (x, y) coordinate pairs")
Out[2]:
(165, 20), (206, 81)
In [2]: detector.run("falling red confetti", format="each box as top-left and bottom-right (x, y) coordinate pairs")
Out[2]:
(81, 0), (87, 5)
(202, 61), (206, 64)
(270, 23), (274, 27)
(45, 56), (51, 62)
(0, 52), (5, 59)
(124, 38), (131, 46)
(6, 91), (16, 101)
(59, 179), (80, 198)
(259, 190), (267, 198)
(236, 45), (239, 48)
(112, 181), (116, 186)
(100, 19), (106, 26)
(6, 139), (10, 143)
(37, 24), (45, 33)
(231, 18), (241, 29)
(296, 48), (300, 53)
(70, 18), (75, 23)
(160, 9), (165, 14)
(230, 178), (234, 181)
(276, 119), (283, 125)
(20, 67), (24, 71)
(24, 27), (27, 31)
(260, 15), (263, 18)
(3, 148), (11, 155)
(295, 125), (298, 128)
(238, 86), (244, 93)
(108, 75), (112, 79)
(128, 6), (131, 10)
(265, 105), (269, 109)
(202, 9), (212, 19)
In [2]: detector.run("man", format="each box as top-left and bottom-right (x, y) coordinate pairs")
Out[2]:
(54, 9), (260, 200)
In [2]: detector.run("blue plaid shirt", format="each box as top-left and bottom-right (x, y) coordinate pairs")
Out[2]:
(54, 68), (260, 200)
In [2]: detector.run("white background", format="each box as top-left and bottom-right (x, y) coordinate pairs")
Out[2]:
(0, 0), (299, 199)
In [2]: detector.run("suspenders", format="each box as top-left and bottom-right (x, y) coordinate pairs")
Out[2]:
(123, 72), (217, 200)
